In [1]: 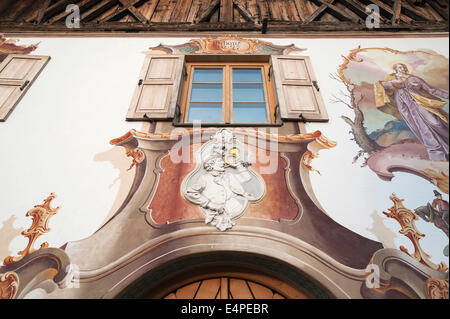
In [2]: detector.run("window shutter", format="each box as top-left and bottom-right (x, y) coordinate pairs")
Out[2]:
(126, 55), (185, 121)
(0, 54), (50, 121)
(270, 55), (328, 122)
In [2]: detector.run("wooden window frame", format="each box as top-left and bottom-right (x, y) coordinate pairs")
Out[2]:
(179, 61), (277, 126)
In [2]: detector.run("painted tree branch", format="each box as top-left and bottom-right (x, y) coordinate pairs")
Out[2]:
(330, 73), (385, 164)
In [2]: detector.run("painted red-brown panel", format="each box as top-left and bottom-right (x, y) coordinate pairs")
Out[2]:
(149, 143), (298, 224)
(149, 144), (203, 224)
(243, 145), (298, 221)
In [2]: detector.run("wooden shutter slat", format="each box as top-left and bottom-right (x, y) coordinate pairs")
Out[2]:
(271, 55), (328, 122)
(0, 54), (50, 122)
(126, 54), (185, 121)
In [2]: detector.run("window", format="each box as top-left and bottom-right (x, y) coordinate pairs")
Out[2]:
(0, 54), (50, 121)
(126, 54), (328, 123)
(181, 62), (275, 125)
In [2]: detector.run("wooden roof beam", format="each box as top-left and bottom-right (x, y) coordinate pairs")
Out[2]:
(423, 0), (448, 20)
(0, 0), (15, 17)
(220, 0), (233, 23)
(401, 1), (439, 21)
(304, 1), (331, 23)
(366, 0), (413, 24)
(293, 0), (313, 21)
(118, 0), (148, 24)
(0, 19), (447, 34)
(34, 0), (52, 23)
(25, 0), (76, 23)
(314, 0), (361, 22)
(47, 0), (101, 24)
(97, 0), (140, 23)
(195, 0), (220, 23)
(1, 0), (35, 22)
(232, 0), (261, 25)
(81, 0), (116, 21)
(392, 0), (402, 24)
(306, 0), (360, 23)
(170, 0), (194, 22)
(340, 0), (386, 23)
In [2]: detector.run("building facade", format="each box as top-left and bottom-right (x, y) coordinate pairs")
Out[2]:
(0, 0), (449, 300)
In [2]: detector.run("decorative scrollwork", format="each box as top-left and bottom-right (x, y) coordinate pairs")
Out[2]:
(0, 272), (19, 299)
(425, 277), (449, 299)
(422, 169), (449, 195)
(383, 193), (448, 272)
(125, 148), (145, 171)
(3, 193), (60, 266)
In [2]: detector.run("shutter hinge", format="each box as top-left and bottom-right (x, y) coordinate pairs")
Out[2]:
(20, 80), (30, 91)
(138, 79), (143, 86)
(273, 104), (280, 120)
(312, 80), (320, 91)
(183, 65), (188, 80)
(299, 113), (311, 123)
(173, 104), (182, 124)
(268, 65), (273, 80)
(143, 113), (155, 122)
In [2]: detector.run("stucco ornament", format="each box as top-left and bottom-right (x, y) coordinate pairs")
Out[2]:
(182, 129), (265, 231)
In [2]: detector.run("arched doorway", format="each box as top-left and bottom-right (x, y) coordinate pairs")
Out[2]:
(117, 252), (332, 299)
(160, 272), (308, 299)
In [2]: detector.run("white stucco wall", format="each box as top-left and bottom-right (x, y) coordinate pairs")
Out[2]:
(0, 36), (448, 267)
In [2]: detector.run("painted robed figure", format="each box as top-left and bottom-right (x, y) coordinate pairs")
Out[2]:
(375, 63), (449, 161)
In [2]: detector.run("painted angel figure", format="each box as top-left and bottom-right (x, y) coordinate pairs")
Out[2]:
(375, 63), (449, 161)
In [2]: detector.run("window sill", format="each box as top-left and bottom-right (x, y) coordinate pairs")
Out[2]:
(173, 122), (283, 128)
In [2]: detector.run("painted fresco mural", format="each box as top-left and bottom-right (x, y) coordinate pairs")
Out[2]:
(151, 35), (305, 55)
(336, 47), (449, 257)
(337, 47), (449, 187)
(1, 36), (449, 300)
(0, 35), (39, 60)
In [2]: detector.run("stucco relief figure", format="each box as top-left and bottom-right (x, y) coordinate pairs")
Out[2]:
(185, 156), (256, 231)
(376, 63), (449, 161)
(182, 129), (265, 231)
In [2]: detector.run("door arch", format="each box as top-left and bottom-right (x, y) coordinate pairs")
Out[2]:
(161, 272), (308, 299)
(117, 252), (333, 299)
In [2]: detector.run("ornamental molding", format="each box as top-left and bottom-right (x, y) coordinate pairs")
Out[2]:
(148, 35), (306, 55)
(361, 194), (449, 299)
(110, 128), (336, 176)
(4, 193), (60, 266)
(383, 193), (448, 273)
(0, 34), (39, 60)
(0, 271), (19, 299)
(425, 277), (449, 299)
(110, 127), (335, 146)
(362, 247), (449, 299)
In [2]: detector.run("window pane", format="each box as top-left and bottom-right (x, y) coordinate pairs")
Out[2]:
(233, 103), (268, 123)
(191, 84), (223, 102)
(188, 103), (222, 122)
(233, 69), (263, 83)
(233, 84), (265, 102)
(193, 68), (223, 83)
